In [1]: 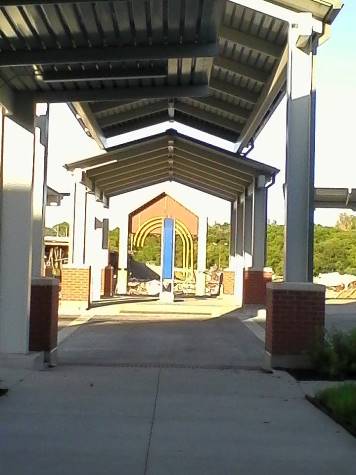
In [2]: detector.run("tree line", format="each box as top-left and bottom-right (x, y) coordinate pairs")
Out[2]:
(46, 213), (356, 276)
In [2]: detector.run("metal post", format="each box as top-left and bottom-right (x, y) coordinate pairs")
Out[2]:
(0, 109), (34, 353)
(284, 21), (317, 282)
(32, 103), (49, 277)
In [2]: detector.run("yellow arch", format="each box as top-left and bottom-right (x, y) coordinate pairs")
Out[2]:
(133, 217), (195, 280)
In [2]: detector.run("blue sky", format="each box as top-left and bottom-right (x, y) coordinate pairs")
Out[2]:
(46, 2), (355, 227)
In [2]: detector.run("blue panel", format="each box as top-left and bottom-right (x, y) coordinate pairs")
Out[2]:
(162, 218), (174, 279)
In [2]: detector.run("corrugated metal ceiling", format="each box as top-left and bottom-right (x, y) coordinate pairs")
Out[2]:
(0, 1), (341, 148)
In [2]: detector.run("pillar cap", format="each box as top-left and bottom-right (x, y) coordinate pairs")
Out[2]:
(32, 277), (59, 287)
(267, 282), (325, 292)
(62, 264), (90, 269)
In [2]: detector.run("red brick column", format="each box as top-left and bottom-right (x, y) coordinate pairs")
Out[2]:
(265, 282), (325, 369)
(243, 269), (272, 305)
(61, 266), (91, 302)
(30, 278), (59, 352)
(223, 271), (235, 295)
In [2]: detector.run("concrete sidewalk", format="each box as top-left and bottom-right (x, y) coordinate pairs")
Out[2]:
(0, 365), (355, 475)
(1, 308), (355, 474)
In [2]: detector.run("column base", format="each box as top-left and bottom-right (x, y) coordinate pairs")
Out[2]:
(116, 269), (128, 295)
(243, 268), (272, 305)
(195, 271), (206, 296)
(159, 291), (175, 303)
(222, 271), (235, 295)
(263, 351), (311, 370)
(266, 282), (325, 370)
(0, 351), (45, 370)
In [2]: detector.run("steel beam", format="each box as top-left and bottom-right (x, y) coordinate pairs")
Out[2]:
(174, 155), (243, 192)
(20, 84), (209, 103)
(237, 46), (288, 152)
(173, 152), (247, 188)
(98, 102), (167, 128)
(94, 158), (168, 186)
(105, 175), (169, 197)
(175, 101), (244, 134)
(174, 175), (235, 201)
(102, 166), (169, 192)
(214, 56), (269, 84)
(37, 68), (167, 83)
(86, 152), (168, 178)
(0, 44), (218, 67)
(209, 78), (259, 104)
(190, 96), (250, 121)
(220, 25), (283, 58)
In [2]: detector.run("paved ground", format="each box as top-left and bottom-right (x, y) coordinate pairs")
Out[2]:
(240, 301), (356, 336)
(1, 307), (356, 474)
(325, 301), (356, 332)
(58, 312), (262, 368)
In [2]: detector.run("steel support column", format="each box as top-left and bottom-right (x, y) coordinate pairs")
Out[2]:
(234, 194), (245, 305)
(253, 176), (268, 270)
(244, 188), (253, 269)
(70, 170), (87, 266)
(0, 109), (34, 353)
(196, 216), (208, 296)
(117, 217), (129, 295)
(32, 103), (49, 277)
(284, 22), (317, 282)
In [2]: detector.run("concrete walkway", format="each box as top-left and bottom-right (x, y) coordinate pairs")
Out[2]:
(1, 309), (355, 474)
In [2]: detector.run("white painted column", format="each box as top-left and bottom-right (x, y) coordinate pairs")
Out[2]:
(284, 21), (317, 282)
(244, 188), (253, 269)
(32, 103), (49, 278)
(229, 201), (236, 269)
(0, 110), (34, 353)
(234, 194), (245, 305)
(196, 215), (208, 296)
(70, 169), (87, 266)
(253, 176), (268, 270)
(117, 216), (129, 295)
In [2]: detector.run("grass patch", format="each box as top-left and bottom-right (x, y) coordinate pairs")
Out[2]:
(309, 328), (356, 379)
(315, 383), (356, 435)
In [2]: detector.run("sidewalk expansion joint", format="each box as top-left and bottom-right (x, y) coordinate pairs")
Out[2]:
(144, 368), (161, 475)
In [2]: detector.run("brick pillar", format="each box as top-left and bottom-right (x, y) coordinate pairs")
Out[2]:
(243, 269), (272, 305)
(223, 271), (235, 295)
(61, 266), (91, 302)
(30, 278), (59, 357)
(265, 283), (325, 369)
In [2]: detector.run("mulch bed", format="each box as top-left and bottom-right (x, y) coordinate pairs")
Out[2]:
(288, 369), (356, 381)
(305, 395), (356, 438)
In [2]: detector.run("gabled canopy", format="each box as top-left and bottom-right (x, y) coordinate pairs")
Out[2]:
(65, 129), (279, 202)
(0, 1), (342, 151)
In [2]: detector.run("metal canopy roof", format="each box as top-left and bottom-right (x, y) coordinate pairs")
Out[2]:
(65, 129), (279, 202)
(315, 188), (356, 211)
(0, 1), (343, 151)
(46, 186), (70, 206)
